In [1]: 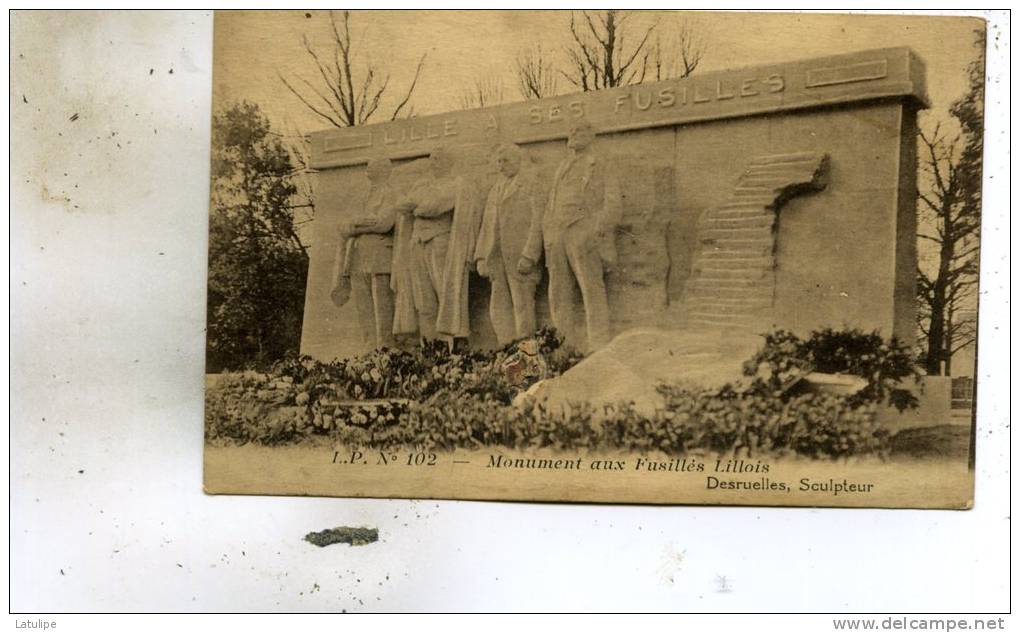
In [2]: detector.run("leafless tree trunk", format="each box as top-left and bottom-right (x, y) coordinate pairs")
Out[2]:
(279, 10), (426, 127)
(651, 20), (703, 81)
(562, 10), (657, 91)
(458, 76), (505, 110)
(515, 46), (559, 100)
(271, 120), (317, 243)
(560, 11), (705, 92)
(916, 122), (981, 376)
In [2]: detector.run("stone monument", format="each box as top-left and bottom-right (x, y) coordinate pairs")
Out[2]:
(300, 47), (926, 361)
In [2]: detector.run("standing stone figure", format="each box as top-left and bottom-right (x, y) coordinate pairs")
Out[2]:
(531, 119), (622, 352)
(332, 158), (397, 349)
(475, 143), (542, 346)
(388, 182), (420, 343)
(435, 149), (481, 343)
(399, 147), (479, 343)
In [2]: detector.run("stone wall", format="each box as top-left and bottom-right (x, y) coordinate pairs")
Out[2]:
(300, 47), (927, 361)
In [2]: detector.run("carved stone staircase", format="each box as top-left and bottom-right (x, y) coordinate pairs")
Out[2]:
(682, 152), (829, 332)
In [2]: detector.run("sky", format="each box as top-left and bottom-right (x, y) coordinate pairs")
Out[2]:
(212, 10), (985, 138)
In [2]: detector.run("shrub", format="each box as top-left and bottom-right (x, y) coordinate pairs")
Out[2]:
(742, 328), (920, 411)
(647, 384), (885, 459)
(205, 326), (910, 458)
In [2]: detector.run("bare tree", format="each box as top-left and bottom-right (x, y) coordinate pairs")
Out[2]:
(651, 20), (703, 81)
(515, 45), (559, 100)
(279, 10), (426, 127)
(458, 75), (505, 110)
(271, 119), (316, 238)
(916, 122), (981, 376)
(915, 30), (983, 377)
(562, 10), (658, 91)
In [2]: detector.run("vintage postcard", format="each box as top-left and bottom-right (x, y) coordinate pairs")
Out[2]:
(203, 10), (985, 508)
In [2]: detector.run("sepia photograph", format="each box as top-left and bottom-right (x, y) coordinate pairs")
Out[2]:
(8, 7), (1009, 618)
(202, 10), (986, 508)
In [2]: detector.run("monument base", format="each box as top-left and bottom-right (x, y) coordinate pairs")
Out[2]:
(523, 327), (761, 417)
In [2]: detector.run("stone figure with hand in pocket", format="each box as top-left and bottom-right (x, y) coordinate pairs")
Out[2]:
(536, 118), (622, 352)
(474, 143), (543, 346)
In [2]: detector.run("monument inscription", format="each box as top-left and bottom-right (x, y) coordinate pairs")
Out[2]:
(309, 47), (925, 169)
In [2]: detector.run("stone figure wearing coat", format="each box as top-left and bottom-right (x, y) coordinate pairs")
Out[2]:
(398, 147), (479, 342)
(331, 158), (398, 349)
(525, 119), (622, 352)
(388, 187), (420, 341)
(475, 143), (542, 346)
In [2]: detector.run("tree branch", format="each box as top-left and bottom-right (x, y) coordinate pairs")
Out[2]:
(278, 72), (343, 128)
(391, 52), (426, 120)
